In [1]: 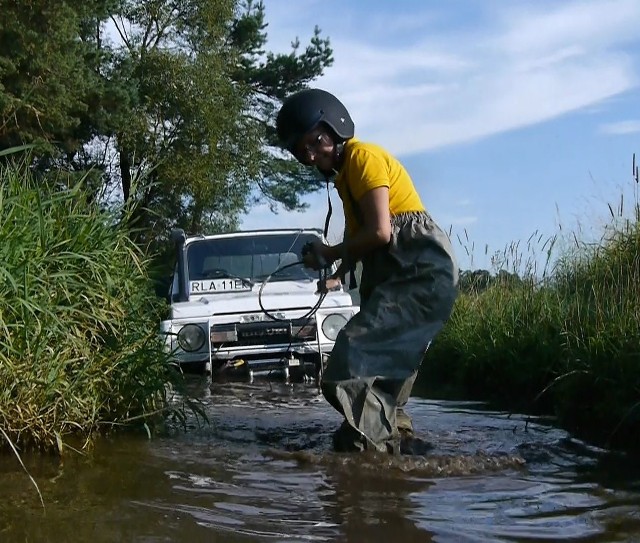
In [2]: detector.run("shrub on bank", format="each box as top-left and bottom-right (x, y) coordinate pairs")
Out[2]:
(0, 156), (177, 454)
(424, 185), (640, 451)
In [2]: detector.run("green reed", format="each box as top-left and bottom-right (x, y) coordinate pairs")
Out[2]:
(425, 171), (640, 450)
(0, 155), (181, 454)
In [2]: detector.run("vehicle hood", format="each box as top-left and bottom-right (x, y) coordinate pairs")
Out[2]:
(170, 280), (355, 320)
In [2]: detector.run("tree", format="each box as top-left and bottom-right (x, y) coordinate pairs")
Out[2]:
(100, 0), (251, 241)
(101, 0), (334, 241)
(0, 0), (334, 245)
(458, 269), (492, 294)
(0, 0), (100, 151)
(228, 0), (333, 212)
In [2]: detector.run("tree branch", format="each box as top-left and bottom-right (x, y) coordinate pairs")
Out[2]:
(109, 15), (131, 49)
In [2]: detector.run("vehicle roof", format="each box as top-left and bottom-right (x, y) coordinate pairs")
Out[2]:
(184, 228), (323, 243)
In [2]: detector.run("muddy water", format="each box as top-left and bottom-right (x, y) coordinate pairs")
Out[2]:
(2, 378), (640, 543)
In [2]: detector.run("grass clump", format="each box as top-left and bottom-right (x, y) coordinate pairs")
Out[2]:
(0, 155), (179, 454)
(424, 166), (640, 451)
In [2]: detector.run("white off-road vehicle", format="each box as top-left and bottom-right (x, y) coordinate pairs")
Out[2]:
(160, 228), (359, 381)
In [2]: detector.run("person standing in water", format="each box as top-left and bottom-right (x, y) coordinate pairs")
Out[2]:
(276, 88), (458, 454)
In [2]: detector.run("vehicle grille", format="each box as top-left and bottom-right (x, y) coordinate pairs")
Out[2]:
(210, 318), (316, 347)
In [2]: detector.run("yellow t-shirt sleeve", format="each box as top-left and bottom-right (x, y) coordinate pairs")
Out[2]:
(346, 148), (390, 201)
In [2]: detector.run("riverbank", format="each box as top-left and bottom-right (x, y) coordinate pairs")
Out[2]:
(0, 156), (180, 454)
(422, 174), (640, 453)
(3, 150), (639, 457)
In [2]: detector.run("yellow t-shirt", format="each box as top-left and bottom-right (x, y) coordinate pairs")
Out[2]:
(334, 138), (425, 235)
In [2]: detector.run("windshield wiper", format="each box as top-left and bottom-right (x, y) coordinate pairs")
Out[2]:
(254, 270), (314, 282)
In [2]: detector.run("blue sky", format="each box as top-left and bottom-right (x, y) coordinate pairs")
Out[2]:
(239, 0), (640, 272)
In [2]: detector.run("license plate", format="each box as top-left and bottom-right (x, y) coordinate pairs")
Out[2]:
(190, 279), (252, 294)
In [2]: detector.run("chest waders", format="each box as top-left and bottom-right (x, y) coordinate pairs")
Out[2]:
(321, 193), (459, 453)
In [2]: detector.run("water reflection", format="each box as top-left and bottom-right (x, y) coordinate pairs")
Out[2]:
(1, 376), (640, 542)
(320, 461), (436, 542)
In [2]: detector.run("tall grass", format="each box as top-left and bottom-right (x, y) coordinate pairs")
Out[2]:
(425, 167), (640, 450)
(0, 155), (179, 454)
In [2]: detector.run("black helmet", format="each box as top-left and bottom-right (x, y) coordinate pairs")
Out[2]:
(276, 88), (355, 151)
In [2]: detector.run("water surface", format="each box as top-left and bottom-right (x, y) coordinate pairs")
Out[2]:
(2, 378), (640, 542)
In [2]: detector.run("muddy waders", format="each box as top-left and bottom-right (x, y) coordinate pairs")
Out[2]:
(321, 211), (458, 454)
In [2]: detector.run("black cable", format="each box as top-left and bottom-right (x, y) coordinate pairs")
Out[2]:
(257, 260), (330, 375)
(257, 261), (327, 323)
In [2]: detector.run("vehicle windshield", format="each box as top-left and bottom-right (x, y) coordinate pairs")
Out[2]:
(186, 232), (321, 283)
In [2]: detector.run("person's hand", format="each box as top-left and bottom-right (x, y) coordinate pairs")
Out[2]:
(316, 277), (341, 294)
(302, 240), (334, 270)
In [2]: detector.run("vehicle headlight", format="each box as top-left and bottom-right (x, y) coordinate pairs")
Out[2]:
(321, 313), (349, 341)
(177, 323), (206, 352)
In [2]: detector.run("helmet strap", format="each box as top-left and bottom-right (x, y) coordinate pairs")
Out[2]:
(322, 139), (342, 238)
(333, 142), (345, 173)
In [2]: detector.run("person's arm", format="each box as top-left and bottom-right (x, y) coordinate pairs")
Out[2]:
(323, 186), (391, 264)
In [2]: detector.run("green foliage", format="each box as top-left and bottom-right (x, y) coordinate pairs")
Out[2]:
(457, 268), (523, 294)
(425, 177), (640, 451)
(0, 0), (99, 151)
(0, 0), (334, 250)
(0, 155), (180, 453)
(229, 1), (333, 211)
(0, 0), (334, 452)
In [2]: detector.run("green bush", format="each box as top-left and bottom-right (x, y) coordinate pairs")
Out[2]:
(0, 155), (178, 453)
(424, 185), (640, 450)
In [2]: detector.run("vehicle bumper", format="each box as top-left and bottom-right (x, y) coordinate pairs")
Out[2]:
(160, 316), (339, 378)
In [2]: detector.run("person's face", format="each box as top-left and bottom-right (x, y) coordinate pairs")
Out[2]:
(293, 126), (335, 172)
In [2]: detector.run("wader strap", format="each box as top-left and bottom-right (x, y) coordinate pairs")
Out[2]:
(343, 180), (361, 290)
(323, 177), (358, 290)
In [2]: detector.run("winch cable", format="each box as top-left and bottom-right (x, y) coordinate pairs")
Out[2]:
(255, 178), (335, 371)
(257, 261), (329, 323)
(257, 260), (330, 373)
(257, 177), (335, 324)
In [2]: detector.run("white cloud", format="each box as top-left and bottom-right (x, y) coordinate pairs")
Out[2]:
(447, 215), (478, 227)
(599, 120), (640, 135)
(495, 0), (640, 55)
(244, 1), (640, 235)
(264, 0), (640, 156)
(240, 191), (345, 244)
